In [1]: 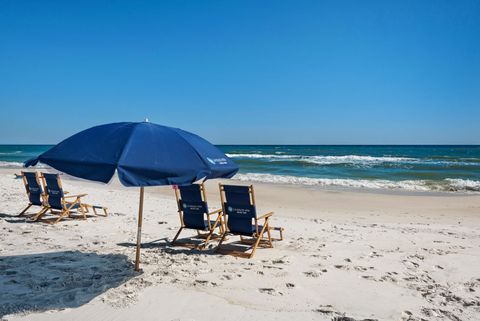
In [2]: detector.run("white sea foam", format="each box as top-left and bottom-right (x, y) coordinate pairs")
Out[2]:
(444, 179), (480, 192)
(0, 161), (48, 169)
(0, 161), (25, 168)
(226, 153), (414, 163)
(233, 173), (480, 192)
(0, 151), (22, 155)
(226, 153), (479, 166)
(227, 153), (298, 159)
(300, 155), (414, 165)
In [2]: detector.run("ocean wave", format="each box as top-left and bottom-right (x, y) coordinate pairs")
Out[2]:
(226, 153), (479, 166)
(0, 161), (25, 168)
(0, 161), (48, 169)
(227, 153), (298, 159)
(444, 179), (480, 192)
(0, 151), (22, 155)
(233, 173), (480, 192)
(301, 155), (415, 165)
(226, 153), (413, 162)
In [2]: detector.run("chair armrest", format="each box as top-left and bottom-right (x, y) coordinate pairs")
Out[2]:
(257, 211), (274, 220)
(64, 193), (87, 198)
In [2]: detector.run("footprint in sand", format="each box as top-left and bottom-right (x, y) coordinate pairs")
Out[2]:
(368, 251), (383, 258)
(258, 288), (282, 295)
(379, 274), (397, 283)
(353, 266), (368, 272)
(402, 260), (419, 269)
(332, 316), (379, 321)
(303, 270), (322, 277)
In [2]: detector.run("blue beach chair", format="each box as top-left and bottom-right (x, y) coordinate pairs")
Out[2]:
(32, 173), (88, 224)
(217, 184), (280, 258)
(172, 183), (224, 249)
(19, 171), (46, 216)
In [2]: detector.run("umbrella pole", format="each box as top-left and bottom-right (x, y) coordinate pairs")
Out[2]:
(135, 187), (145, 271)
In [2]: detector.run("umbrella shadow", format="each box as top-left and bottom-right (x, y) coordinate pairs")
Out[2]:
(0, 250), (136, 317)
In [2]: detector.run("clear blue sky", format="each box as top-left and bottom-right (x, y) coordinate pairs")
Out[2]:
(1, 0), (479, 144)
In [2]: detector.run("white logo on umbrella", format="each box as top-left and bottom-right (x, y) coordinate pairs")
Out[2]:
(207, 157), (216, 165)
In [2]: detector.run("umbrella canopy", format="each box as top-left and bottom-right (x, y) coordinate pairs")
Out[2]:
(25, 121), (239, 270)
(25, 121), (238, 186)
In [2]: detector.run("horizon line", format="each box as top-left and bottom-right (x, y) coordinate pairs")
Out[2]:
(1, 143), (479, 147)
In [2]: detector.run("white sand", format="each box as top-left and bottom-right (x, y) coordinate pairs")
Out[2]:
(1, 168), (479, 321)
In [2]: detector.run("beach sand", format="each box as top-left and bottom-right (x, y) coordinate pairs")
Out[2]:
(1, 168), (479, 321)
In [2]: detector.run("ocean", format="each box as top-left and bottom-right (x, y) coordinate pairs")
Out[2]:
(1, 145), (479, 193)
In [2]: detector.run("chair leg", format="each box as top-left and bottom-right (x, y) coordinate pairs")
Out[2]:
(79, 205), (86, 220)
(103, 208), (108, 217)
(200, 230), (214, 250)
(249, 225), (268, 258)
(249, 236), (262, 258)
(215, 232), (228, 253)
(53, 210), (69, 224)
(171, 227), (183, 245)
(31, 206), (49, 221)
(266, 223), (274, 248)
(18, 204), (32, 216)
(200, 219), (221, 249)
(217, 216), (223, 234)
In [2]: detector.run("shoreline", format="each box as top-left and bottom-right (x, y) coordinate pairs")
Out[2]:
(1, 167), (479, 197)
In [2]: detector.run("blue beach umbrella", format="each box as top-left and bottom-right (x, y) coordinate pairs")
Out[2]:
(25, 121), (239, 270)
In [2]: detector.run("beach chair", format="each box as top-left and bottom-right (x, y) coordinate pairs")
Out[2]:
(172, 184), (224, 249)
(31, 173), (88, 224)
(18, 171), (46, 216)
(217, 184), (279, 258)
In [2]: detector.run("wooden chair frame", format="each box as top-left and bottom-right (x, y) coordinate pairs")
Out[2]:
(82, 204), (109, 217)
(216, 184), (275, 258)
(31, 173), (89, 224)
(172, 183), (225, 249)
(18, 171), (47, 217)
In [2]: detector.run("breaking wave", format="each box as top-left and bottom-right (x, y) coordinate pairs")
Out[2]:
(226, 153), (478, 166)
(234, 173), (480, 192)
(0, 161), (48, 169)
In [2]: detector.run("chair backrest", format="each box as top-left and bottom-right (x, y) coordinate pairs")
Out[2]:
(176, 184), (209, 230)
(42, 173), (65, 210)
(22, 171), (43, 206)
(220, 184), (257, 235)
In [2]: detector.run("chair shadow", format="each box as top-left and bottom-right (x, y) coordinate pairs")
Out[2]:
(1, 211), (98, 224)
(117, 237), (221, 256)
(0, 250), (136, 317)
(0, 212), (19, 219)
(116, 235), (257, 257)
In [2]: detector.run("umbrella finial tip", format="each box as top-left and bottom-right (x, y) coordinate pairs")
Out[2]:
(144, 118), (149, 123)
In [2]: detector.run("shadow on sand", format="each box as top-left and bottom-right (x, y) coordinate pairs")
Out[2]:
(117, 235), (258, 258)
(0, 251), (136, 317)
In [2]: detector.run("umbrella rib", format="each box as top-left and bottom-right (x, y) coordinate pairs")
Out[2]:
(170, 129), (212, 175)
